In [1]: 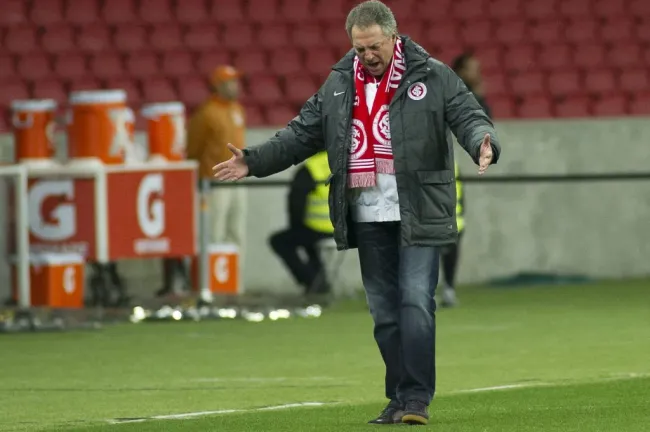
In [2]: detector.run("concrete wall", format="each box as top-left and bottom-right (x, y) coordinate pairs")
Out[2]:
(1, 117), (649, 300)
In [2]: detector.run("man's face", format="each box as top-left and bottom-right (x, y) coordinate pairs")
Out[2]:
(216, 79), (239, 100)
(351, 24), (396, 78)
(460, 57), (482, 86)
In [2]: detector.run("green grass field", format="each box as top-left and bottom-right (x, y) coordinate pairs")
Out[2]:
(1, 280), (649, 431)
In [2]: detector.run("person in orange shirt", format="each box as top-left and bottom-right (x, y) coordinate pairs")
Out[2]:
(186, 65), (247, 251)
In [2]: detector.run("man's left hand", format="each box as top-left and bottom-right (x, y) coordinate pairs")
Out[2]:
(478, 133), (493, 175)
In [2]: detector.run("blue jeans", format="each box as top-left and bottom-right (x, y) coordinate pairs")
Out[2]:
(356, 222), (439, 405)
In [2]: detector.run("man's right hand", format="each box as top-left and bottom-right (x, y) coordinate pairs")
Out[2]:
(212, 143), (249, 181)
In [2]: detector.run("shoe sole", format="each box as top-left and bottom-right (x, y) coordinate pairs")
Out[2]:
(401, 413), (428, 425)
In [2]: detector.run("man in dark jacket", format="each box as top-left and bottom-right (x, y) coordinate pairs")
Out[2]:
(213, 0), (501, 425)
(269, 152), (334, 296)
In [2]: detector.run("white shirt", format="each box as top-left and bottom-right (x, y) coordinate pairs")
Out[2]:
(347, 82), (401, 222)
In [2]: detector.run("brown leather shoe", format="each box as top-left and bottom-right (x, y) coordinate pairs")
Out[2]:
(368, 400), (404, 424)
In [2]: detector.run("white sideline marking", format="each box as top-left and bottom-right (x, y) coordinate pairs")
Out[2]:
(106, 402), (333, 424)
(455, 383), (541, 393)
(191, 376), (336, 383)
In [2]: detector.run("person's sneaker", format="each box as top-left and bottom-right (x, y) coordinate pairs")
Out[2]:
(440, 286), (458, 308)
(368, 400), (404, 424)
(401, 400), (429, 425)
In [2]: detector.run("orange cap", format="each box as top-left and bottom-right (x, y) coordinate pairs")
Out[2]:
(210, 65), (241, 86)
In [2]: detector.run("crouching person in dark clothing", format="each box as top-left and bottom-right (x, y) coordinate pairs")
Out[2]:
(269, 151), (334, 296)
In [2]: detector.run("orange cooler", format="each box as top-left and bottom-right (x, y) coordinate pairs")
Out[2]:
(141, 102), (186, 161)
(67, 90), (129, 164)
(11, 99), (57, 163)
(11, 253), (85, 308)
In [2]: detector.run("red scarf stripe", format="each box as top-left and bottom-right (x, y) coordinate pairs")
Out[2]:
(347, 38), (406, 188)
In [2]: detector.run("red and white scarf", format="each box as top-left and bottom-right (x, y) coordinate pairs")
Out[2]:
(348, 38), (406, 188)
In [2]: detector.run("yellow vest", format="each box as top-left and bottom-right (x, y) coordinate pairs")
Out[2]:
(304, 152), (334, 234)
(455, 163), (465, 233)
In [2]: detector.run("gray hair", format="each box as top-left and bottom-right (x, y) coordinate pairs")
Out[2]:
(345, 0), (398, 39)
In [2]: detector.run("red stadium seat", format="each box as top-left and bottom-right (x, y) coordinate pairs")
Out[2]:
(628, 0), (650, 17)
(113, 25), (148, 53)
(256, 24), (290, 49)
(41, 26), (76, 54)
(547, 71), (582, 97)
(424, 23), (459, 51)
(601, 18), (635, 44)
(65, 0), (100, 25)
(68, 77), (102, 92)
(248, 77), (283, 104)
(558, 0), (592, 18)
(323, 23), (352, 56)
(4, 26), (38, 53)
(30, 0), (64, 25)
(284, 74), (319, 105)
(175, 0), (208, 24)
(268, 49), (303, 76)
(474, 47), (502, 73)
(196, 51), (232, 75)
(565, 19), (599, 44)
(220, 23), (255, 50)
(384, 0), (417, 21)
(76, 25), (111, 53)
(594, 0), (629, 19)
(245, 105), (265, 127)
(89, 52), (125, 80)
(247, 0), (279, 23)
(176, 75), (209, 107)
(0, 108), (9, 132)
(280, 0), (312, 23)
(139, 0), (173, 24)
(503, 45), (536, 73)
(32, 79), (67, 105)
(487, 0), (522, 20)
(538, 44), (573, 71)
(161, 51), (194, 77)
(304, 49), (338, 77)
(17, 54), (53, 81)
(607, 44), (642, 69)
(292, 25), (325, 49)
(524, 0), (557, 20)
(0, 0), (28, 26)
(619, 70), (649, 93)
(0, 80), (30, 106)
(489, 96), (516, 118)
(314, 0), (347, 23)
(265, 104), (297, 126)
(555, 96), (591, 117)
(460, 21), (493, 48)
(233, 51), (269, 78)
(149, 24), (184, 52)
(184, 24), (220, 51)
(211, 0), (245, 23)
(104, 78), (142, 105)
(53, 54), (88, 80)
(518, 96), (553, 118)
(637, 20), (650, 44)
(124, 52), (160, 78)
(0, 56), (17, 80)
(484, 73), (508, 98)
(584, 70), (617, 96)
(592, 95), (628, 116)
(510, 72), (546, 97)
(399, 20), (424, 43)
(629, 93), (650, 115)
(574, 44), (605, 69)
(102, 0), (137, 24)
(450, 0), (486, 20)
(494, 21), (528, 46)
(142, 78), (177, 103)
(529, 20), (563, 44)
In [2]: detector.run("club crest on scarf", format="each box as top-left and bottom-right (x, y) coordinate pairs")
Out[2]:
(348, 38), (406, 188)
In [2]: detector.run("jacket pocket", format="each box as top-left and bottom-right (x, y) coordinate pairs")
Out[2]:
(416, 170), (454, 222)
